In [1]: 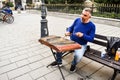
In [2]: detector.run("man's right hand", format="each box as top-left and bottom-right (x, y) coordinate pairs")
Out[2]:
(65, 32), (71, 36)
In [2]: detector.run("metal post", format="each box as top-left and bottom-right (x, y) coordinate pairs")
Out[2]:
(92, 0), (94, 14)
(41, 0), (49, 38)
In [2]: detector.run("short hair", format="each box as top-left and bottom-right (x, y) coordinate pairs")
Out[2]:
(83, 8), (92, 17)
(83, 8), (92, 14)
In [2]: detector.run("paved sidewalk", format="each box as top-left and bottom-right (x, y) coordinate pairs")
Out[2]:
(0, 10), (120, 80)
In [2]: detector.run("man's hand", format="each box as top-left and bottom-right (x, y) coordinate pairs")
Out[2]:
(75, 32), (83, 37)
(65, 32), (71, 36)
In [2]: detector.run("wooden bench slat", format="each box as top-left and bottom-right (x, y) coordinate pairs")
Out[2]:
(95, 34), (107, 40)
(84, 49), (120, 70)
(92, 39), (107, 47)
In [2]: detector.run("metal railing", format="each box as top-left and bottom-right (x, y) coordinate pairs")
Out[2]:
(43, 3), (120, 19)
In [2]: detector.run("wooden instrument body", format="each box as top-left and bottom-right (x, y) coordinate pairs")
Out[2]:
(39, 35), (81, 52)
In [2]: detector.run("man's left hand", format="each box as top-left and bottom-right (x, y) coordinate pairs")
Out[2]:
(75, 32), (83, 37)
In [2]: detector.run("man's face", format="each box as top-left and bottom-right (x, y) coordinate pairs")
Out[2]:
(81, 10), (91, 22)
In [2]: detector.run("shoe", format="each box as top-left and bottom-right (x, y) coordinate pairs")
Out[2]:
(70, 65), (76, 72)
(50, 61), (62, 67)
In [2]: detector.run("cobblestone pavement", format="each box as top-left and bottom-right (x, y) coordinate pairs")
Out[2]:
(0, 10), (120, 80)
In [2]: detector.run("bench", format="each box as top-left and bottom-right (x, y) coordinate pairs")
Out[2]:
(62, 34), (120, 80)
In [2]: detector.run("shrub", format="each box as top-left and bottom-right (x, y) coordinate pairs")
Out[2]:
(6, 2), (14, 7)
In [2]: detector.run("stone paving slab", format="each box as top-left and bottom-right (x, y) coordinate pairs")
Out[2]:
(0, 10), (120, 80)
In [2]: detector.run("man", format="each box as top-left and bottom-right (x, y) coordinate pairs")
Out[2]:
(51, 8), (96, 72)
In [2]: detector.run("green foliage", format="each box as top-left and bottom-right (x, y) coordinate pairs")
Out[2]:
(45, 0), (64, 4)
(26, 0), (32, 4)
(46, 0), (120, 4)
(45, 0), (120, 4)
(95, 0), (120, 3)
(46, 3), (120, 19)
(6, 2), (14, 7)
(67, 0), (84, 4)
(45, 0), (84, 4)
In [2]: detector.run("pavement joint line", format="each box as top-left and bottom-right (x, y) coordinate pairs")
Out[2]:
(0, 44), (46, 58)
(8, 65), (43, 80)
(88, 65), (105, 77)
(0, 41), (37, 52)
(0, 59), (45, 76)
(78, 60), (93, 69)
(0, 51), (51, 70)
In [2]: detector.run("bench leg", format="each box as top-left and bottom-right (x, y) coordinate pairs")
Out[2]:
(111, 69), (118, 80)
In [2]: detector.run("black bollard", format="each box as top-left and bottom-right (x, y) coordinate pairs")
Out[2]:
(41, 0), (49, 37)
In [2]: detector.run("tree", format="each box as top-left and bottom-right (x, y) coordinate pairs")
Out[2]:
(45, 0), (84, 4)
(45, 0), (64, 4)
(67, 0), (84, 4)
